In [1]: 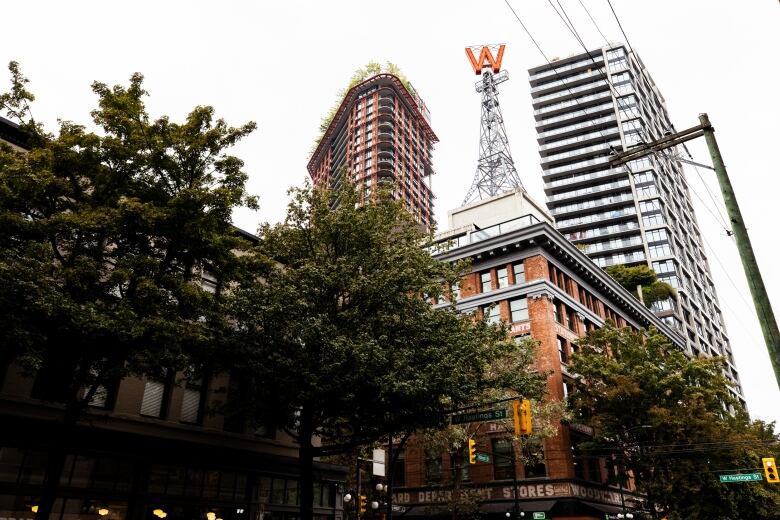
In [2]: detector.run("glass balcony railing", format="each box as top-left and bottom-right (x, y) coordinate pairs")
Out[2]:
(427, 214), (542, 254)
(537, 114), (617, 140)
(546, 166), (627, 189)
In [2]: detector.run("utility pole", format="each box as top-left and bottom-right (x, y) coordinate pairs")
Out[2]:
(610, 113), (780, 390)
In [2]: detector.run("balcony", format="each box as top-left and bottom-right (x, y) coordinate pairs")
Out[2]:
(535, 102), (615, 131)
(530, 68), (607, 95)
(537, 114), (617, 142)
(534, 90), (612, 119)
(544, 166), (628, 193)
(547, 178), (631, 203)
(529, 55), (604, 83)
(550, 191), (634, 216)
(564, 221), (641, 242)
(378, 121), (394, 133)
(379, 96), (394, 107)
(541, 140), (621, 167)
(378, 131), (394, 142)
(378, 103), (395, 114)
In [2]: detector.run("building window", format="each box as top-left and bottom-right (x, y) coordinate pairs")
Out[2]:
(392, 449), (406, 487)
(180, 372), (205, 424)
(451, 281), (461, 301)
(513, 261), (525, 284)
(497, 267), (509, 288)
(523, 441), (546, 478)
(492, 439), (514, 480)
(510, 298), (529, 322)
(424, 451), (442, 484)
(485, 304), (501, 325)
(140, 373), (171, 419)
(480, 271), (492, 292)
(557, 337), (568, 364)
(567, 309), (578, 332)
(553, 303), (562, 324)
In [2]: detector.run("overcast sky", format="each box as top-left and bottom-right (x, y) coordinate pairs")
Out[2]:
(2, 1), (778, 426)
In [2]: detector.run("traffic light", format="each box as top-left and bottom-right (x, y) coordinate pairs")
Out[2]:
(468, 438), (477, 465)
(763, 457), (779, 483)
(359, 495), (367, 514)
(513, 399), (532, 435)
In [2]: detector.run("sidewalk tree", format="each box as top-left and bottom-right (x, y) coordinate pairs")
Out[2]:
(227, 182), (540, 520)
(0, 62), (257, 519)
(568, 323), (780, 519)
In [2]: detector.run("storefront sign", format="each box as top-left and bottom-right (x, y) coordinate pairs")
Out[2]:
(393, 481), (624, 507)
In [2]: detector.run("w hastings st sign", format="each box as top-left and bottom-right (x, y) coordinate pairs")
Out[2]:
(393, 481), (626, 507)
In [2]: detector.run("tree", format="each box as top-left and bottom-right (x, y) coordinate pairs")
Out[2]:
(604, 264), (676, 308)
(567, 323), (780, 519)
(0, 62), (257, 519)
(226, 182), (539, 520)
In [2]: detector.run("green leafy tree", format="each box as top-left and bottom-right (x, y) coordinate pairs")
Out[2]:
(568, 323), (780, 519)
(604, 264), (676, 308)
(0, 62), (257, 519)
(226, 182), (540, 520)
(313, 61), (417, 150)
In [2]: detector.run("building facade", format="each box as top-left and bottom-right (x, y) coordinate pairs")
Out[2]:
(392, 190), (685, 519)
(307, 74), (438, 229)
(527, 44), (744, 406)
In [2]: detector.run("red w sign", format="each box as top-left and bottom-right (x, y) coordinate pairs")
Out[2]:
(465, 45), (506, 75)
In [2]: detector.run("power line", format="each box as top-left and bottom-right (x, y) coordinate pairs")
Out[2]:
(577, 0), (610, 45)
(502, 0), (618, 149)
(606, 0), (636, 54)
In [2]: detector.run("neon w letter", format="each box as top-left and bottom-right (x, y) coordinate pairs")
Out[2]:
(465, 45), (506, 75)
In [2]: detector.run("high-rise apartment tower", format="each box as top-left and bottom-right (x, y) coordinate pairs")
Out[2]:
(308, 74), (438, 229)
(528, 44), (744, 405)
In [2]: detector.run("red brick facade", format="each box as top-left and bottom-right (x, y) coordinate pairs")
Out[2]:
(391, 224), (675, 518)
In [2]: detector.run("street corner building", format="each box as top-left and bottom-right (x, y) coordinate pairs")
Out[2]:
(391, 189), (685, 519)
(307, 72), (438, 230)
(0, 116), (347, 520)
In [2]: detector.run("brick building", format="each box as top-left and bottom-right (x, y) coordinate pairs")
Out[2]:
(0, 118), (347, 520)
(307, 73), (437, 230)
(391, 189), (685, 519)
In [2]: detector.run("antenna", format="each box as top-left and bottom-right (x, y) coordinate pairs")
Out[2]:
(463, 44), (524, 205)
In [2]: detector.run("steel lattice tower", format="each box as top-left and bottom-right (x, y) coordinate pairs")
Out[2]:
(463, 69), (524, 205)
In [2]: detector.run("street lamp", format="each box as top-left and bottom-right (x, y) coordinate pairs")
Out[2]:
(344, 493), (353, 503)
(505, 512), (524, 518)
(616, 514), (634, 519)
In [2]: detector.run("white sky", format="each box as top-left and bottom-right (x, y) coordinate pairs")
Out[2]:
(3, 1), (778, 426)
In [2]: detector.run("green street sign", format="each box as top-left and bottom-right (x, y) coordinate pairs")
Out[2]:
(532, 513), (546, 520)
(475, 453), (490, 463)
(450, 408), (508, 424)
(719, 472), (763, 483)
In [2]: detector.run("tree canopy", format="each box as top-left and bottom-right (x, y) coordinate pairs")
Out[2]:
(226, 181), (543, 520)
(604, 264), (676, 308)
(0, 62), (257, 519)
(568, 323), (780, 519)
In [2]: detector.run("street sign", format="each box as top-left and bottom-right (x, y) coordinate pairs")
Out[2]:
(475, 453), (491, 463)
(391, 505), (406, 513)
(719, 473), (763, 483)
(451, 408), (508, 424)
(532, 513), (546, 519)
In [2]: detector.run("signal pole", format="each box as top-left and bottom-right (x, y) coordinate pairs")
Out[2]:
(610, 113), (780, 390)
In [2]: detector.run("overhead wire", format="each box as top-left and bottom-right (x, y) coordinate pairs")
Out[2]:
(577, 0), (610, 45)
(606, 0), (636, 55)
(501, 0), (620, 151)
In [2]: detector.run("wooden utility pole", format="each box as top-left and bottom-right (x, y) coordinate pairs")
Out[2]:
(610, 113), (780, 390)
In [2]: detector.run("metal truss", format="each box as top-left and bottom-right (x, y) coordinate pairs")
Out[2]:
(463, 70), (524, 205)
